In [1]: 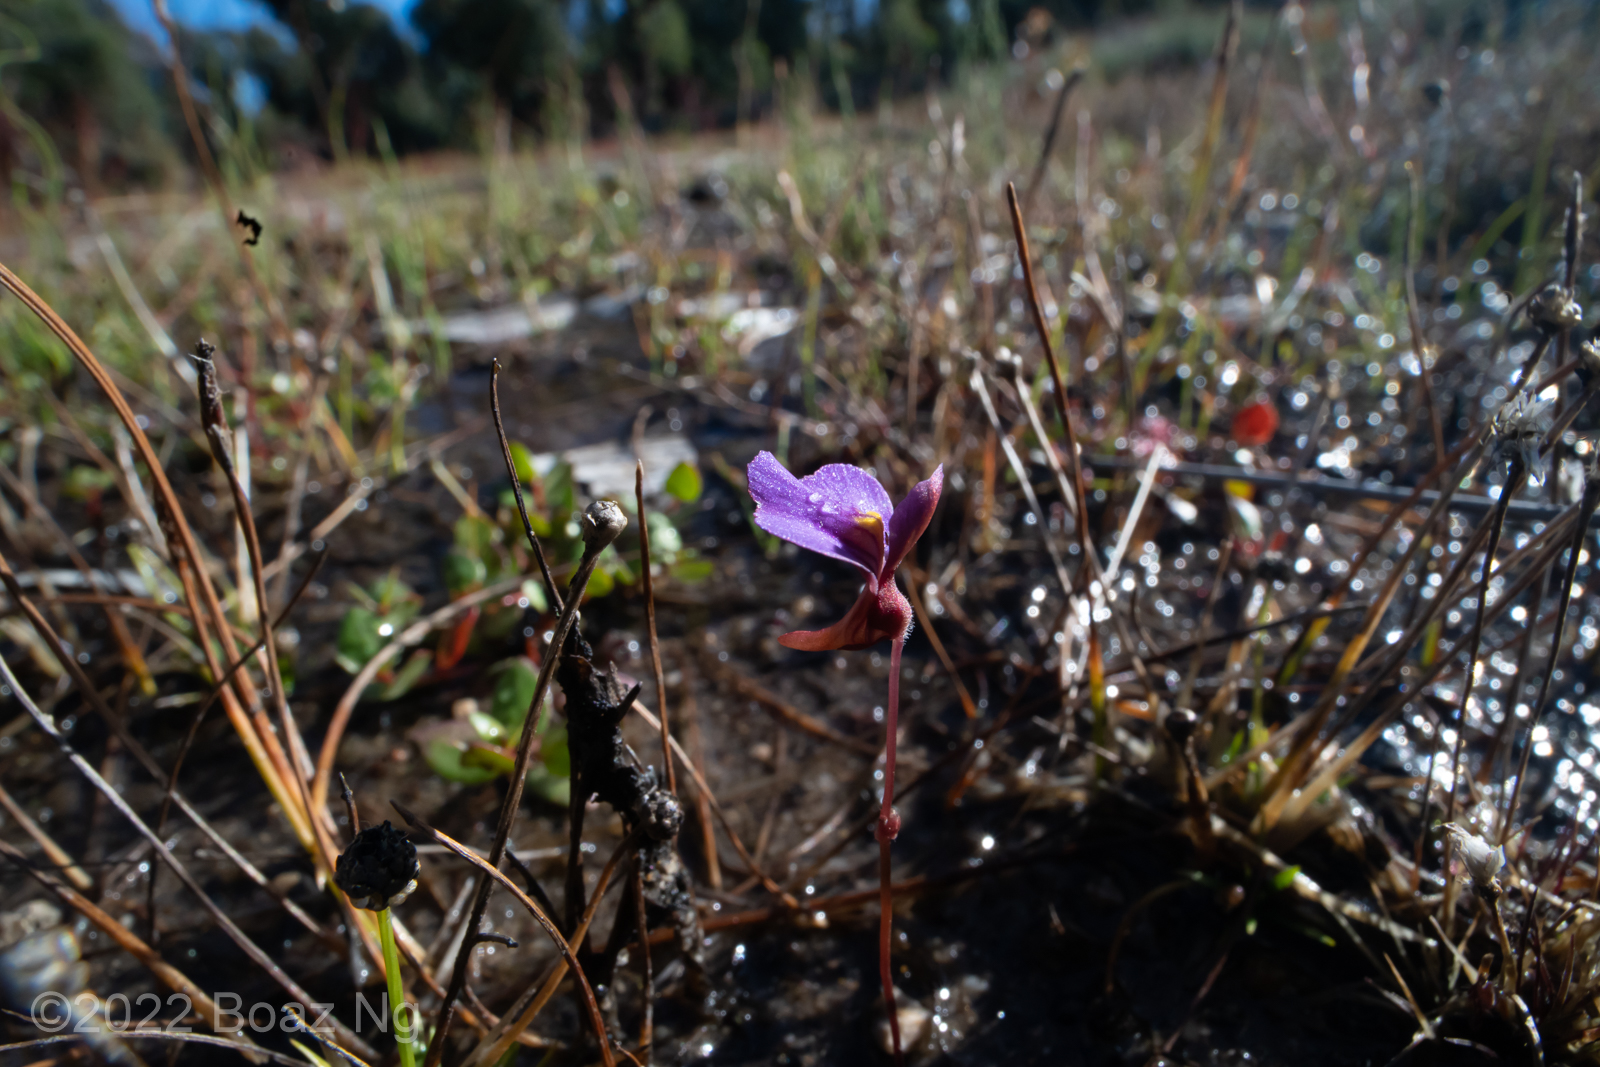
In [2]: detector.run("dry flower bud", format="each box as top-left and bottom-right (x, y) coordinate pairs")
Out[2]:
(1443, 823), (1504, 890)
(1580, 340), (1600, 380)
(1528, 284), (1583, 332)
(1495, 392), (1555, 485)
(580, 500), (628, 556)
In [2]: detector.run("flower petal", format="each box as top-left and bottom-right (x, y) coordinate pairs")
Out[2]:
(882, 465), (943, 579)
(748, 452), (893, 581)
(778, 585), (908, 652)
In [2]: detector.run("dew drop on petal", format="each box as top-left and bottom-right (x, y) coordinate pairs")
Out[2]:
(808, 492), (823, 504)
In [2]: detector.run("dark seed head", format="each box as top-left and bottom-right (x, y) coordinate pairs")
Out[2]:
(335, 821), (419, 910)
(1163, 707), (1199, 745)
(1528, 284), (1582, 332)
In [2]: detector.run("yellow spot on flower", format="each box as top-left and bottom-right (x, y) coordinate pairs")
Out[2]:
(855, 511), (885, 539)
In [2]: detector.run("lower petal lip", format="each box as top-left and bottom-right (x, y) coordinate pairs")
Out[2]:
(777, 585), (910, 652)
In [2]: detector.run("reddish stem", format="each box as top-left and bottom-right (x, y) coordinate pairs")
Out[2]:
(877, 632), (906, 1065)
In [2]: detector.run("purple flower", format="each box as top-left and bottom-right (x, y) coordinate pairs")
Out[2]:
(747, 450), (942, 1064)
(747, 452), (943, 651)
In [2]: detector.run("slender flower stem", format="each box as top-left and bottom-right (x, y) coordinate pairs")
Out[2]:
(877, 632), (906, 1065)
(376, 907), (417, 1067)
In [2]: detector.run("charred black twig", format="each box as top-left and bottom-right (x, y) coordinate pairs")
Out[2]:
(428, 496), (624, 1067)
(557, 630), (697, 961)
(235, 209), (262, 246)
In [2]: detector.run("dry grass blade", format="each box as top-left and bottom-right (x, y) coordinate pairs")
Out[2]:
(0, 461), (154, 694)
(0, 836), (259, 1053)
(701, 652), (880, 756)
(0, 549), (332, 941)
(392, 803), (617, 1067)
(1005, 182), (1089, 555)
(1503, 469), (1600, 840)
(636, 459), (676, 795)
(1021, 68), (1084, 216)
(460, 835), (635, 1067)
(0, 260), (312, 849)
(191, 345), (320, 842)
(491, 358), (562, 611)
(0, 779), (93, 891)
(157, 551), (328, 842)
(0, 648), (374, 1058)
(0, 1032), (312, 1065)
(1404, 162), (1447, 462)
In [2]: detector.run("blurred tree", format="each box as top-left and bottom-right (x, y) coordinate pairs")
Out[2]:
(249, 0), (447, 159)
(1, 0), (171, 192)
(411, 0), (569, 151)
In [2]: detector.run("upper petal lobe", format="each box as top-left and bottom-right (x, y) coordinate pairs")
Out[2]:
(748, 452), (893, 580)
(882, 466), (943, 580)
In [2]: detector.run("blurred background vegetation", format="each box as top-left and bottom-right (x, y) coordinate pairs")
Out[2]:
(0, 0), (1311, 188)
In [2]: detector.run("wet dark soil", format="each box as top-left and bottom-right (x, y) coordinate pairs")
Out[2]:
(0, 294), (1584, 1067)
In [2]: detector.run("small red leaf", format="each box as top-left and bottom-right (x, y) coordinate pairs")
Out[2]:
(1231, 400), (1279, 447)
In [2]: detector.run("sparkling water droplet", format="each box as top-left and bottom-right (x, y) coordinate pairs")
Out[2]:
(808, 492), (823, 504)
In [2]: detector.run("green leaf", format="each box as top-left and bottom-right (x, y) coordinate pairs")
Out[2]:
(545, 461), (575, 516)
(423, 736), (500, 785)
(461, 743), (517, 776)
(443, 551), (488, 597)
(526, 766), (570, 806)
(509, 441), (538, 485)
(521, 578), (548, 614)
(603, 549), (635, 587)
(669, 559), (715, 584)
(646, 510), (683, 559)
(378, 648), (432, 701)
(1271, 865), (1301, 892)
(336, 607), (385, 675)
(487, 657), (539, 727)
(291, 1040), (335, 1067)
(62, 465), (116, 500)
(664, 460), (703, 503)
(584, 565), (615, 599)
(453, 514), (499, 559)
(469, 711), (509, 744)
(539, 724), (570, 777)
(370, 571), (417, 615)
